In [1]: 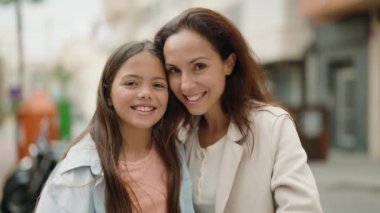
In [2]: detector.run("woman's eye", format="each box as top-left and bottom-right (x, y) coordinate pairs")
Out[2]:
(194, 63), (206, 71)
(166, 67), (180, 75)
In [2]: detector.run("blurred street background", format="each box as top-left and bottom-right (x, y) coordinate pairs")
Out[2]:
(0, 0), (380, 212)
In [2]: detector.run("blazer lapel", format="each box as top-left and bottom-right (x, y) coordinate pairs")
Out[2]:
(215, 122), (244, 213)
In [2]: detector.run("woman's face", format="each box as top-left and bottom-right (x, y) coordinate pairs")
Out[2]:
(109, 51), (168, 130)
(163, 29), (234, 116)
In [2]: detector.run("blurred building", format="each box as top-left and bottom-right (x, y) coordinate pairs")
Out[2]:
(0, 58), (4, 123)
(101, 0), (380, 159)
(1, 0), (379, 159)
(300, 0), (380, 159)
(101, 0), (314, 107)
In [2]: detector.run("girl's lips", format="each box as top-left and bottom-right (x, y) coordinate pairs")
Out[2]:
(131, 105), (156, 112)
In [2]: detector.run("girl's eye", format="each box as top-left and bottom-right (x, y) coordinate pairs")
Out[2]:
(153, 82), (167, 89)
(124, 81), (137, 87)
(194, 63), (206, 71)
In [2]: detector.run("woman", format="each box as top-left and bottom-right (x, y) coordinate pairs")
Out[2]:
(35, 41), (193, 213)
(154, 8), (323, 213)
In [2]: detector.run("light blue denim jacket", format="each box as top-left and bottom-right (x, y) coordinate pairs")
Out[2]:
(35, 135), (194, 213)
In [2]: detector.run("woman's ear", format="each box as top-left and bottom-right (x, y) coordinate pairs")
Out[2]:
(224, 53), (236, 76)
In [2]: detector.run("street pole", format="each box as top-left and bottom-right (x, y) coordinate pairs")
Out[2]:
(15, 0), (24, 100)
(14, 0), (24, 160)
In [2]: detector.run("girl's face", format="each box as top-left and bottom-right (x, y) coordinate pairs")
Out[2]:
(109, 51), (168, 130)
(163, 29), (234, 116)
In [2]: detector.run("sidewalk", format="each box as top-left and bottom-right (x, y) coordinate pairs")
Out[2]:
(309, 149), (380, 213)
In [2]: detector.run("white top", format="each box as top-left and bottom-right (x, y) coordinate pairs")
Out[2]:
(187, 131), (227, 213)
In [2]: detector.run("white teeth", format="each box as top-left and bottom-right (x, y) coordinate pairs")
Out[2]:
(186, 94), (203, 101)
(134, 106), (154, 112)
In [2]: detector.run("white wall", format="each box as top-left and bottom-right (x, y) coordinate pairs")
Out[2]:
(126, 0), (313, 64)
(240, 0), (314, 63)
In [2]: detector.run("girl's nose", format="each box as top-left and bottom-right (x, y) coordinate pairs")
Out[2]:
(137, 87), (152, 99)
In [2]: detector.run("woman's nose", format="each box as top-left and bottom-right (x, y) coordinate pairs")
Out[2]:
(180, 73), (196, 93)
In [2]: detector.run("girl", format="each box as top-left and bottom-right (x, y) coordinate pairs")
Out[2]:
(35, 41), (193, 213)
(154, 8), (323, 213)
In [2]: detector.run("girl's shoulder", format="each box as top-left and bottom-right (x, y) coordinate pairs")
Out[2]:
(36, 135), (104, 212)
(49, 135), (102, 187)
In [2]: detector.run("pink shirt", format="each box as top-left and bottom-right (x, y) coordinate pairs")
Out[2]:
(119, 144), (168, 213)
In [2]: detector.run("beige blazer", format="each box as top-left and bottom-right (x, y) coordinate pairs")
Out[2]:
(179, 105), (323, 213)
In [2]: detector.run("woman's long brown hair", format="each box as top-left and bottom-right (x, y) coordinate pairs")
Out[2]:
(71, 41), (181, 213)
(154, 7), (274, 147)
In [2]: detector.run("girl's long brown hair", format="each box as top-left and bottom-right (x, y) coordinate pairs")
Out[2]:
(154, 7), (274, 146)
(71, 41), (181, 213)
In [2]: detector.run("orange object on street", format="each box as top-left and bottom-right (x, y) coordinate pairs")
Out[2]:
(17, 90), (59, 159)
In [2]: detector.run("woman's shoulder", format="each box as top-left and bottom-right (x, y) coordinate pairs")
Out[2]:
(252, 104), (290, 118)
(248, 103), (294, 129)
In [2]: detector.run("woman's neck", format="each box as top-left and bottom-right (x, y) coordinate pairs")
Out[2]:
(198, 106), (230, 148)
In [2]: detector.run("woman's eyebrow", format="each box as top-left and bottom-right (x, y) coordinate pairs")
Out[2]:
(189, 56), (209, 64)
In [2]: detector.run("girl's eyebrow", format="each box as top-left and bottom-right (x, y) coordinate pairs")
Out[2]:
(121, 75), (166, 81)
(121, 74), (140, 79)
(152, 76), (167, 81)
